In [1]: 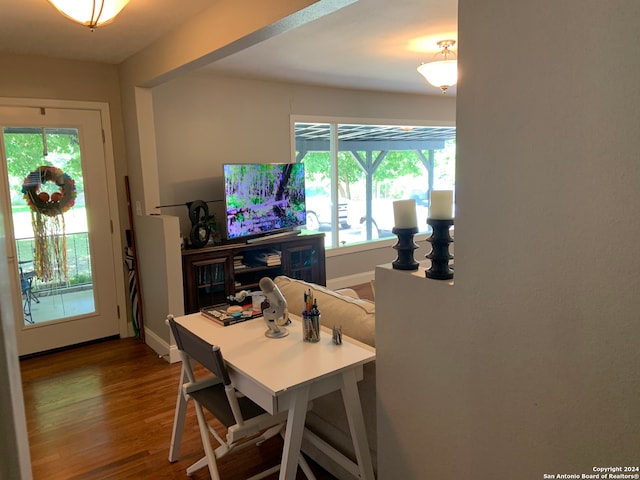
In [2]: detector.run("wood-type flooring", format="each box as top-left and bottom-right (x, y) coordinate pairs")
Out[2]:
(20, 282), (374, 480)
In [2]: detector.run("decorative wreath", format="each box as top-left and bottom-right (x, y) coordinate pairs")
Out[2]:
(22, 166), (77, 217)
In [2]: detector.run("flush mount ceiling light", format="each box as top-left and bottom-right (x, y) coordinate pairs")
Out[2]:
(47, 0), (130, 31)
(417, 39), (458, 94)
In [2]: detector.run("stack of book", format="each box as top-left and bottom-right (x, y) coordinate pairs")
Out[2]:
(233, 255), (246, 269)
(200, 304), (261, 327)
(254, 249), (281, 266)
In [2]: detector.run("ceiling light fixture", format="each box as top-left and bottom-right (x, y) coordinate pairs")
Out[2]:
(47, 0), (130, 31)
(417, 40), (458, 94)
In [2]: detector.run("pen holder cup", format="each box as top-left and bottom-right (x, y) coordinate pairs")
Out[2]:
(302, 311), (321, 343)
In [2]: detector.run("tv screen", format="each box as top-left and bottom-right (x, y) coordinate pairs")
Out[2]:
(223, 163), (306, 240)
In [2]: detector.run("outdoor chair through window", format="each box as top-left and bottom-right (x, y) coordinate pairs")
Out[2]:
(19, 259), (39, 324)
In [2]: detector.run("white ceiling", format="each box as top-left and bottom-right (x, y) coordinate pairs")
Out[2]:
(0, 0), (458, 96)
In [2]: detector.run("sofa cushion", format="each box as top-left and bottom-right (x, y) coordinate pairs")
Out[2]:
(273, 276), (375, 347)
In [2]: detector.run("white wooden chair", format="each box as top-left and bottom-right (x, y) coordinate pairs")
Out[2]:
(167, 315), (316, 480)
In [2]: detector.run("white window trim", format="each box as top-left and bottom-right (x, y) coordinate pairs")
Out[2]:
(291, 114), (456, 253)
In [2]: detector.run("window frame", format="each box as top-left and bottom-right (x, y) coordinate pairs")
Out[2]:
(291, 115), (456, 253)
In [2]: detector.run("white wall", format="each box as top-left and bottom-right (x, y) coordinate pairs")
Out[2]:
(376, 0), (640, 478)
(151, 72), (455, 280)
(0, 204), (32, 479)
(135, 214), (183, 348)
(0, 55), (128, 478)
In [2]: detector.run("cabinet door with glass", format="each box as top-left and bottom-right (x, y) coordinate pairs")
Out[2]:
(183, 255), (232, 313)
(282, 240), (326, 286)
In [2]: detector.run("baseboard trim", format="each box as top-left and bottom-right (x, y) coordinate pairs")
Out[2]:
(143, 326), (181, 363)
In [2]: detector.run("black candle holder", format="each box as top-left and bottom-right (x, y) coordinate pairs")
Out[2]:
(392, 226), (419, 271)
(425, 218), (454, 280)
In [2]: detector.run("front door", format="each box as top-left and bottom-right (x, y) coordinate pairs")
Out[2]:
(0, 104), (122, 356)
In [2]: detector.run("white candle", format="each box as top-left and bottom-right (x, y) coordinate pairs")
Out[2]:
(393, 199), (418, 228)
(429, 190), (454, 219)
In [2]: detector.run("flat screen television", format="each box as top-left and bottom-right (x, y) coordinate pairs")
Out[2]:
(223, 163), (306, 241)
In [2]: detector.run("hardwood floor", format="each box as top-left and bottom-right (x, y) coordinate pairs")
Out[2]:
(20, 282), (374, 480)
(21, 337), (327, 480)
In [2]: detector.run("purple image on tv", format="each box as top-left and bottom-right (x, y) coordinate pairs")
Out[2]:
(223, 163), (306, 240)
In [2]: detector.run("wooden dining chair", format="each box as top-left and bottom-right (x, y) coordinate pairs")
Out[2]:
(166, 315), (315, 480)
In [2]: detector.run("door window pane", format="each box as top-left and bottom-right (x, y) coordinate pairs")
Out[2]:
(3, 127), (95, 325)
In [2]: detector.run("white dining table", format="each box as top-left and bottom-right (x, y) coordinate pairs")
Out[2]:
(168, 312), (376, 480)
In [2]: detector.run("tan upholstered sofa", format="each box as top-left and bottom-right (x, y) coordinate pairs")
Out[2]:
(273, 276), (376, 480)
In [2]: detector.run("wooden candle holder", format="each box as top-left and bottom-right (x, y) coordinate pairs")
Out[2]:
(425, 218), (454, 280)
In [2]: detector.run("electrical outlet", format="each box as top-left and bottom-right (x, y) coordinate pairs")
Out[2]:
(135, 201), (142, 216)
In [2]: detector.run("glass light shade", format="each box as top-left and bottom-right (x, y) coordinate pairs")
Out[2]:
(417, 60), (458, 90)
(48, 0), (129, 29)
